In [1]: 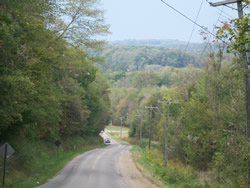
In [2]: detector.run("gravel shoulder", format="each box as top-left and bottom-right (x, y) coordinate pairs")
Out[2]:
(117, 150), (159, 188)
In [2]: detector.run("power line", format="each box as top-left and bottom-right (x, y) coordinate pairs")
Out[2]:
(216, 7), (234, 18)
(182, 0), (204, 61)
(217, 11), (233, 20)
(160, 0), (229, 45)
(197, 6), (224, 64)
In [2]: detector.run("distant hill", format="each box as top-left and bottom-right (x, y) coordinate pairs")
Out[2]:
(89, 44), (201, 72)
(109, 39), (206, 52)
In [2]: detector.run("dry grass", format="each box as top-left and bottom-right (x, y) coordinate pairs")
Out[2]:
(131, 148), (169, 188)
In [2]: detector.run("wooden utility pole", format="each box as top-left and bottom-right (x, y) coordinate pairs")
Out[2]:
(136, 110), (146, 142)
(136, 114), (143, 141)
(111, 119), (113, 133)
(209, 0), (250, 181)
(120, 117), (124, 138)
(145, 106), (158, 149)
(158, 99), (178, 168)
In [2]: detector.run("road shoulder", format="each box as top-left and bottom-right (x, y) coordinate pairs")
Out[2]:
(117, 149), (159, 188)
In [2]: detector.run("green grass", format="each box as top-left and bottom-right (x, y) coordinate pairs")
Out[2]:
(106, 132), (130, 145)
(107, 132), (243, 188)
(131, 145), (210, 188)
(0, 135), (106, 188)
(105, 125), (129, 132)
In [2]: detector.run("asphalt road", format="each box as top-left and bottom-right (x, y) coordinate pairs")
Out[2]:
(37, 133), (130, 188)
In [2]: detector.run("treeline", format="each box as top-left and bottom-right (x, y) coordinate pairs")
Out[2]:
(89, 45), (201, 72)
(0, 0), (111, 141)
(110, 39), (205, 51)
(109, 52), (248, 186)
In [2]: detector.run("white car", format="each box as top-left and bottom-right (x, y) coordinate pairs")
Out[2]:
(104, 138), (111, 144)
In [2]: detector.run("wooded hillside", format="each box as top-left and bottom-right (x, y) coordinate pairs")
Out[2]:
(0, 0), (111, 141)
(89, 45), (202, 72)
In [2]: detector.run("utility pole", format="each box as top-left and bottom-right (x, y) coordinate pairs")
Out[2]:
(127, 112), (129, 124)
(111, 119), (113, 133)
(158, 99), (178, 168)
(209, 0), (250, 181)
(135, 114), (143, 141)
(136, 110), (146, 142)
(145, 106), (158, 149)
(120, 117), (124, 138)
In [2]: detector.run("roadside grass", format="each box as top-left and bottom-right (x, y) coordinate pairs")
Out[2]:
(105, 132), (212, 187)
(131, 145), (210, 188)
(105, 125), (129, 132)
(0, 135), (106, 188)
(105, 132), (130, 145)
(105, 128), (243, 188)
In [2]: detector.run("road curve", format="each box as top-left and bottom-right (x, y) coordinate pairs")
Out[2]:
(37, 136), (130, 188)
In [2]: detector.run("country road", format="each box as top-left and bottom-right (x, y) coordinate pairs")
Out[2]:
(36, 133), (128, 188)
(37, 132), (158, 188)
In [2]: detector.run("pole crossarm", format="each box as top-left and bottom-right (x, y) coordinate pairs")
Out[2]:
(209, 0), (241, 7)
(158, 99), (178, 105)
(145, 106), (158, 109)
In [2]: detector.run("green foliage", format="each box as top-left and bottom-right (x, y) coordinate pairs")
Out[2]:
(108, 71), (126, 81)
(86, 72), (112, 134)
(215, 2), (249, 55)
(0, 0), (111, 140)
(128, 117), (137, 138)
(49, 0), (110, 48)
(131, 145), (208, 188)
(89, 45), (200, 72)
(109, 46), (247, 186)
(131, 71), (160, 88)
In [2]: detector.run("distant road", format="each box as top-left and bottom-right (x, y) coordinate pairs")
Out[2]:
(105, 130), (128, 133)
(37, 133), (130, 188)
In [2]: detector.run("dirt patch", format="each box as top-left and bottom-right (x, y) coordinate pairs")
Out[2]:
(117, 150), (159, 188)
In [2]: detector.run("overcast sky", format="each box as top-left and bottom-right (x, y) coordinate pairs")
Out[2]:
(100, 0), (239, 43)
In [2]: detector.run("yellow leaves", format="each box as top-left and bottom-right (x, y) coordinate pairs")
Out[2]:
(223, 23), (231, 30)
(163, 173), (168, 180)
(217, 29), (224, 36)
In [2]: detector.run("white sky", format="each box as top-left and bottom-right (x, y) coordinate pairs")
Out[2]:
(100, 0), (239, 43)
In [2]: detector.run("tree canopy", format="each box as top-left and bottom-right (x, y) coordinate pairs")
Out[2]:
(0, 0), (111, 140)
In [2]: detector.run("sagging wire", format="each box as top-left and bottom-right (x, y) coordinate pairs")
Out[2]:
(160, 0), (230, 46)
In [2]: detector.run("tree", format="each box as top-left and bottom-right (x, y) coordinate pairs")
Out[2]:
(132, 71), (160, 89)
(0, 0), (112, 140)
(49, 0), (110, 48)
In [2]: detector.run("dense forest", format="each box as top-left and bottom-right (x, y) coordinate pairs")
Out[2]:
(88, 45), (202, 72)
(110, 39), (205, 51)
(0, 0), (111, 142)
